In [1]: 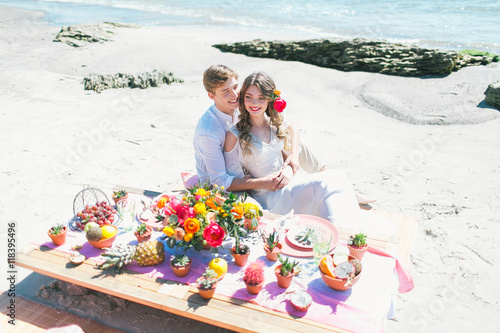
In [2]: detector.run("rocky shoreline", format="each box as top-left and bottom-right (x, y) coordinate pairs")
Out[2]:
(213, 38), (498, 77)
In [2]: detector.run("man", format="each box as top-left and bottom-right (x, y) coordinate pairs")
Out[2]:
(193, 65), (326, 193)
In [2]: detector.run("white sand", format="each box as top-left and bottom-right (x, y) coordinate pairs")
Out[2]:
(1, 5), (499, 332)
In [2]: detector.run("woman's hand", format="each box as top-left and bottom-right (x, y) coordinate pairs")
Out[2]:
(272, 165), (293, 190)
(282, 152), (300, 175)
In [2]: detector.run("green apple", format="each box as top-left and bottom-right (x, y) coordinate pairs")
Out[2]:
(84, 222), (99, 233)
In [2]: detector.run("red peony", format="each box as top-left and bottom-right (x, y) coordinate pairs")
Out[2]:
(176, 204), (195, 226)
(273, 98), (287, 113)
(203, 223), (226, 247)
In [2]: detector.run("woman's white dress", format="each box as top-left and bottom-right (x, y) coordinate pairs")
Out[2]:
(224, 125), (360, 224)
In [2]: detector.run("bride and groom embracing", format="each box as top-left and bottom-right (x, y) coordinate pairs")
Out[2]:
(194, 65), (372, 225)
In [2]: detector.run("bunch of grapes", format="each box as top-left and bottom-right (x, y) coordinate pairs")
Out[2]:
(75, 201), (116, 230)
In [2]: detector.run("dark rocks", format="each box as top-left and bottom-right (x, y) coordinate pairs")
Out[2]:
(54, 22), (138, 47)
(214, 38), (498, 77)
(484, 82), (500, 110)
(83, 70), (184, 92)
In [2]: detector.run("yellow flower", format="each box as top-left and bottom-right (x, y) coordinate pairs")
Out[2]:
(195, 188), (208, 197)
(193, 202), (206, 215)
(184, 233), (193, 242)
(163, 226), (174, 237)
(274, 90), (281, 96)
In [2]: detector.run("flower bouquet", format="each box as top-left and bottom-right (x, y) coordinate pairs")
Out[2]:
(153, 183), (247, 252)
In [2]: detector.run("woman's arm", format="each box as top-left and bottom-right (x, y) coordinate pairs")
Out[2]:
(283, 124), (300, 175)
(224, 132), (284, 192)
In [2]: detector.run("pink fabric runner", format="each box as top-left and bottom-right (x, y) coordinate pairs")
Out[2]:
(38, 216), (413, 333)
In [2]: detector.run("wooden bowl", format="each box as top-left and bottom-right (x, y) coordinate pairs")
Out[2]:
(319, 254), (362, 291)
(88, 225), (117, 249)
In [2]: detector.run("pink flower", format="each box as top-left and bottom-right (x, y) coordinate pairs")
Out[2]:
(195, 194), (201, 201)
(174, 227), (185, 241)
(176, 204), (195, 226)
(203, 223), (226, 247)
(273, 98), (287, 113)
(214, 194), (226, 206)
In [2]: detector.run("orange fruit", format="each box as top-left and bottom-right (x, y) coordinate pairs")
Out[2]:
(319, 255), (335, 278)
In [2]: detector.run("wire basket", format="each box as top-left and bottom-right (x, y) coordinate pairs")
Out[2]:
(73, 186), (112, 216)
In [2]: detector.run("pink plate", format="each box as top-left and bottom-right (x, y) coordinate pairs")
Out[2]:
(281, 215), (339, 258)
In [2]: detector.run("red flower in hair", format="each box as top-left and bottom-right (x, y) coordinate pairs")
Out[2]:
(273, 98), (287, 113)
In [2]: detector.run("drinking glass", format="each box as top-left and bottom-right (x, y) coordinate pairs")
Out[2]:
(312, 231), (332, 265)
(117, 199), (136, 232)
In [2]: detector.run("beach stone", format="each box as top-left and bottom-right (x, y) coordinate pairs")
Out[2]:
(214, 39), (497, 77)
(484, 81), (500, 110)
(53, 22), (138, 47)
(83, 70), (184, 92)
(59, 281), (90, 296)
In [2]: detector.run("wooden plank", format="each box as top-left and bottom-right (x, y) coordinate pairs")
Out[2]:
(17, 250), (340, 333)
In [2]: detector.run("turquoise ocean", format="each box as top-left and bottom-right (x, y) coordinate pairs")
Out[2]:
(2, 0), (499, 54)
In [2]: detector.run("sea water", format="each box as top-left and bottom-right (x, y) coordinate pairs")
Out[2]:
(1, 0), (499, 54)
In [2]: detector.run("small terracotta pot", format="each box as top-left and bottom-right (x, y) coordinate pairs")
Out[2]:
(264, 243), (283, 261)
(348, 244), (368, 261)
(170, 258), (192, 277)
(48, 227), (67, 246)
(232, 246), (250, 267)
(244, 216), (260, 231)
(113, 193), (128, 205)
(135, 226), (153, 243)
(202, 243), (212, 250)
(245, 282), (264, 295)
(275, 265), (295, 289)
(198, 285), (216, 299)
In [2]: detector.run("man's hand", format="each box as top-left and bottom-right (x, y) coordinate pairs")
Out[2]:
(283, 152), (300, 175)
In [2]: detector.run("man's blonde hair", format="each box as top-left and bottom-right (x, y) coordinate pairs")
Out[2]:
(203, 65), (239, 94)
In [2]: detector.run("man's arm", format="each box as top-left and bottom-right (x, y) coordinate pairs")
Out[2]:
(195, 133), (235, 190)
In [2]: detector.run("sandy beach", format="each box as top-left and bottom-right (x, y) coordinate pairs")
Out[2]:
(1, 5), (499, 332)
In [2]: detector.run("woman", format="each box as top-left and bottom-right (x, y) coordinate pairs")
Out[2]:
(224, 72), (360, 224)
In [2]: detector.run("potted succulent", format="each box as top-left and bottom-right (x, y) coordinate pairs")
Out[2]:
(48, 224), (67, 246)
(196, 268), (220, 300)
(231, 228), (250, 267)
(112, 189), (128, 204)
(275, 255), (299, 289)
(242, 202), (263, 231)
(134, 223), (153, 243)
(243, 261), (265, 295)
(263, 229), (282, 261)
(170, 254), (192, 277)
(347, 233), (368, 260)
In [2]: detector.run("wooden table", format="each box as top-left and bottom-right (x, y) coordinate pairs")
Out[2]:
(17, 186), (418, 333)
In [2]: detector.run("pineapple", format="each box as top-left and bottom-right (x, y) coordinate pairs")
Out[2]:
(97, 240), (165, 272)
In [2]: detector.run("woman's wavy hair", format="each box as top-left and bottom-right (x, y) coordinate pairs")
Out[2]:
(237, 72), (290, 155)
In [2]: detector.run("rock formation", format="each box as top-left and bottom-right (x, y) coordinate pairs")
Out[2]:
(484, 82), (500, 110)
(214, 38), (498, 77)
(54, 22), (138, 47)
(83, 70), (184, 92)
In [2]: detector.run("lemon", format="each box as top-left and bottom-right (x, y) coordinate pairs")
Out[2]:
(101, 225), (116, 239)
(208, 258), (228, 278)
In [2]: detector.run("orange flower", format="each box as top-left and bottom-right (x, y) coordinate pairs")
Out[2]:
(174, 227), (185, 241)
(230, 205), (244, 219)
(184, 233), (193, 242)
(157, 197), (168, 209)
(274, 89), (281, 96)
(193, 202), (206, 215)
(206, 198), (218, 210)
(184, 218), (200, 234)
